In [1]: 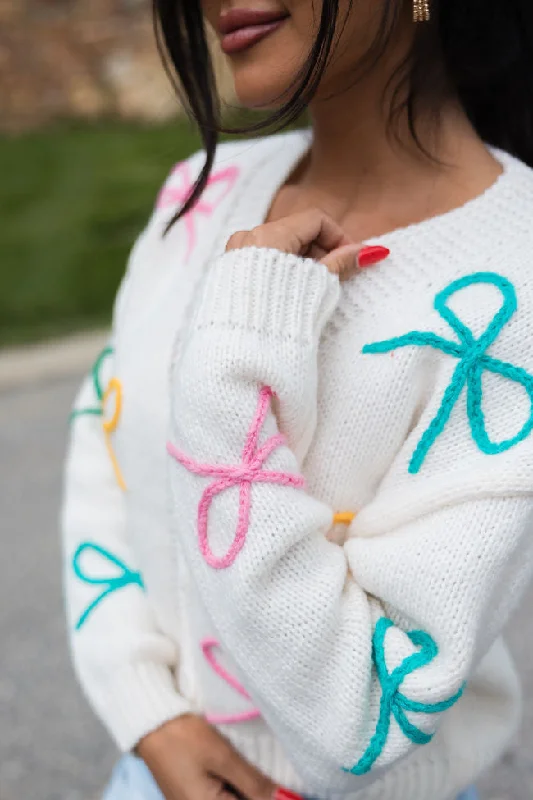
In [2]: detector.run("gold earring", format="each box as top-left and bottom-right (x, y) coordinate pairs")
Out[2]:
(413, 0), (431, 22)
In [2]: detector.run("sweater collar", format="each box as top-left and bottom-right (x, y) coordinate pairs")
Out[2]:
(225, 130), (528, 251)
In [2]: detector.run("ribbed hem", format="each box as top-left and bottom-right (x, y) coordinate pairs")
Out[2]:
(223, 727), (306, 792)
(92, 662), (193, 752)
(220, 724), (494, 800)
(193, 247), (340, 344)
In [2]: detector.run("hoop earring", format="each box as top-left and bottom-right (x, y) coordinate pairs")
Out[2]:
(413, 0), (430, 22)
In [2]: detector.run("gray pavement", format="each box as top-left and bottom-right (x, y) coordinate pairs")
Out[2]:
(0, 376), (116, 800)
(0, 374), (532, 800)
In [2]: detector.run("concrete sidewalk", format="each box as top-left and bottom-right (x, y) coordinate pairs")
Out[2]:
(0, 330), (109, 392)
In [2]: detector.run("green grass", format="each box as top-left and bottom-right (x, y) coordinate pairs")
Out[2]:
(0, 119), (205, 346)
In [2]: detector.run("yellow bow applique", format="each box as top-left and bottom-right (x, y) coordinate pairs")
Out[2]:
(70, 346), (126, 491)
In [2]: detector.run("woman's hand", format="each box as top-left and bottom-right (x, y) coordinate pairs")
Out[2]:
(226, 208), (389, 279)
(136, 714), (277, 800)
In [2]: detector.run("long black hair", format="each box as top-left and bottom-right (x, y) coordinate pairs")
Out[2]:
(152, 0), (533, 226)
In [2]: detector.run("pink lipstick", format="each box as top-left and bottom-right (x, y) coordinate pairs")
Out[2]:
(218, 8), (289, 55)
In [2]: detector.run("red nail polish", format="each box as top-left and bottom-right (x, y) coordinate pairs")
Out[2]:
(358, 245), (390, 268)
(273, 789), (305, 800)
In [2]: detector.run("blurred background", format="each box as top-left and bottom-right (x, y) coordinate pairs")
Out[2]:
(0, 2), (532, 799)
(0, 0), (237, 347)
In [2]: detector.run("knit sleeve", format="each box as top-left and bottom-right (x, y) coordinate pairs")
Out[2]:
(168, 246), (533, 794)
(60, 162), (203, 751)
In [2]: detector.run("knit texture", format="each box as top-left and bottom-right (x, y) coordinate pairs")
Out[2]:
(62, 130), (533, 798)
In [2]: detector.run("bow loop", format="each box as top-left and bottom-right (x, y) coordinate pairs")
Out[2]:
(72, 542), (144, 630)
(201, 638), (261, 725)
(436, 272), (517, 349)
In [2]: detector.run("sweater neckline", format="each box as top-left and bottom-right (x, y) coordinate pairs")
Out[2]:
(233, 128), (522, 248)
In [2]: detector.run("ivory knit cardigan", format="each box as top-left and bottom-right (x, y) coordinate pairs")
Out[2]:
(62, 130), (533, 799)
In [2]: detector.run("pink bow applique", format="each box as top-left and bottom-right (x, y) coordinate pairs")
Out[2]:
(201, 638), (260, 725)
(156, 161), (239, 261)
(167, 386), (305, 569)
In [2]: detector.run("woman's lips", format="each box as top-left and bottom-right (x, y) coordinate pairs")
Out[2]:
(218, 9), (289, 55)
(221, 19), (287, 54)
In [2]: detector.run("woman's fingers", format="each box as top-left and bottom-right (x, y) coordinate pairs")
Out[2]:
(286, 208), (353, 254)
(211, 737), (276, 800)
(304, 241), (328, 260)
(136, 714), (275, 800)
(320, 244), (361, 278)
(226, 208), (353, 258)
(225, 207), (391, 277)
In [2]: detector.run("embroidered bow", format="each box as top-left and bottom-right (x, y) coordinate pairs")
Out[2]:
(345, 617), (464, 775)
(363, 272), (533, 474)
(70, 346), (112, 420)
(201, 638), (261, 724)
(167, 386), (305, 569)
(156, 161), (239, 261)
(70, 346), (126, 490)
(72, 542), (144, 630)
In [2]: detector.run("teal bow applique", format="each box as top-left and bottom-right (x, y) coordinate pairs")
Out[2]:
(69, 346), (113, 421)
(344, 617), (464, 776)
(363, 272), (533, 474)
(72, 542), (144, 630)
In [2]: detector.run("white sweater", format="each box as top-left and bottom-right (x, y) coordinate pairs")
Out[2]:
(62, 130), (533, 800)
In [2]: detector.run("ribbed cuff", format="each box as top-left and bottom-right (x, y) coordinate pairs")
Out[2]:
(93, 662), (193, 752)
(194, 247), (340, 344)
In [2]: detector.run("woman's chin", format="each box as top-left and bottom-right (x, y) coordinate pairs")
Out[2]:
(232, 75), (297, 112)
(233, 95), (289, 112)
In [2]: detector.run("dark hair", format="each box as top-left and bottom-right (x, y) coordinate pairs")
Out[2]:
(152, 0), (533, 226)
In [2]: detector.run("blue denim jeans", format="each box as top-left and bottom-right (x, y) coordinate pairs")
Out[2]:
(102, 754), (479, 800)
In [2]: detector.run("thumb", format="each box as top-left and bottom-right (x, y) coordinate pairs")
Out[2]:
(321, 243), (391, 278)
(320, 244), (361, 279)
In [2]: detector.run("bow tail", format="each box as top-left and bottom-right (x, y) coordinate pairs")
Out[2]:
(363, 333), (461, 357)
(229, 481), (252, 566)
(392, 701), (433, 746)
(69, 406), (102, 421)
(409, 362), (468, 474)
(75, 585), (115, 631)
(345, 686), (394, 775)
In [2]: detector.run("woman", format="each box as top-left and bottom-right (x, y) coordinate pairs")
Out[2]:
(62, 0), (533, 798)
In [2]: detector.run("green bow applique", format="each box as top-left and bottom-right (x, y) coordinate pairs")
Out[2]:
(69, 346), (113, 421)
(72, 542), (144, 630)
(69, 345), (126, 489)
(363, 272), (533, 474)
(345, 617), (464, 775)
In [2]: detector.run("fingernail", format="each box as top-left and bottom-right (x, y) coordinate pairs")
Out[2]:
(358, 245), (390, 268)
(273, 789), (305, 800)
